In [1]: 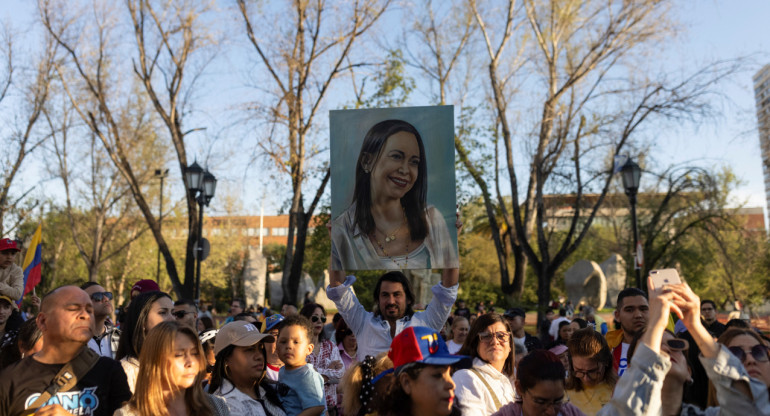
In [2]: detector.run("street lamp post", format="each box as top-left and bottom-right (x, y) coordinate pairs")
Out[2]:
(621, 159), (643, 289)
(154, 169), (169, 283)
(184, 161), (217, 302)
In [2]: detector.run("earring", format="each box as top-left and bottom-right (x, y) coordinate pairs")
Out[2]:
(364, 168), (371, 173)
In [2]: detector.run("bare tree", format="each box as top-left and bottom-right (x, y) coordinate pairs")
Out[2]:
(236, 0), (390, 304)
(45, 96), (149, 282)
(126, 0), (217, 297)
(461, 0), (740, 330)
(39, 0), (187, 296)
(0, 28), (56, 236)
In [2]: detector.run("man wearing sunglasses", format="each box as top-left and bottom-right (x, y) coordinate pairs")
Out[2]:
(172, 298), (199, 330)
(81, 281), (120, 359)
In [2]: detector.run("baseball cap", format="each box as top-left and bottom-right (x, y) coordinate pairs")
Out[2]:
(262, 314), (285, 332)
(131, 279), (160, 294)
(215, 320), (275, 356)
(548, 344), (568, 356)
(372, 326), (471, 383)
(0, 295), (18, 310)
(0, 239), (20, 253)
(504, 308), (526, 319)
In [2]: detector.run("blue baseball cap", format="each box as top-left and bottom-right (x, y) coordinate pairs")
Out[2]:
(263, 314), (285, 332)
(372, 326), (471, 383)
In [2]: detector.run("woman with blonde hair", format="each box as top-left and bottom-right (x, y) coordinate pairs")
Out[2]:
(566, 328), (617, 414)
(115, 321), (229, 416)
(340, 353), (393, 416)
(446, 316), (469, 354)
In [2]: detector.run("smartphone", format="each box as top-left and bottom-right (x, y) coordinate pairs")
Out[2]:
(649, 268), (682, 289)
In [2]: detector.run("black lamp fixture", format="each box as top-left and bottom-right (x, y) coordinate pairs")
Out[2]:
(620, 158), (643, 290)
(184, 160), (216, 302)
(621, 159), (642, 198)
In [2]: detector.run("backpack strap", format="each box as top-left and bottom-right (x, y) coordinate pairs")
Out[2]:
(22, 347), (100, 415)
(469, 367), (502, 410)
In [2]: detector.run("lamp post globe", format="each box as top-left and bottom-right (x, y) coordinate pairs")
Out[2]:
(621, 160), (641, 198)
(185, 161), (204, 192)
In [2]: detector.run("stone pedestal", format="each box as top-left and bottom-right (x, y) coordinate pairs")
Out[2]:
(601, 254), (627, 308)
(565, 259), (607, 310)
(243, 247), (267, 308)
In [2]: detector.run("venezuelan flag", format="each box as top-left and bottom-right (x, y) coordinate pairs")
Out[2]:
(21, 223), (42, 300)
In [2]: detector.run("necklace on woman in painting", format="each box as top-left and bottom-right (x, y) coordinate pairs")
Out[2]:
(375, 209), (406, 243)
(374, 231), (410, 268)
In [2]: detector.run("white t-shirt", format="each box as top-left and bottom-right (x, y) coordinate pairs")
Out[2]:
(513, 335), (526, 350)
(447, 339), (462, 354)
(617, 342), (630, 377)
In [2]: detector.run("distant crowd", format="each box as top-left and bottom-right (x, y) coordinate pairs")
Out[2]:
(0, 237), (769, 416)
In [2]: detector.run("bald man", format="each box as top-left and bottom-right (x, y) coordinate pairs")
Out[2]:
(0, 286), (130, 416)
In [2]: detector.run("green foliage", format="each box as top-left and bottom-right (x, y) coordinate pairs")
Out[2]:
(356, 49), (415, 109)
(303, 208), (331, 282)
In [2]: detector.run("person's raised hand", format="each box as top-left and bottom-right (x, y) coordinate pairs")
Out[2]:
(642, 276), (683, 353)
(667, 283), (701, 330)
(668, 283), (720, 358)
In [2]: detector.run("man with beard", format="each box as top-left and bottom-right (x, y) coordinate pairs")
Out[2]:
(81, 282), (119, 358)
(327, 267), (459, 360)
(605, 288), (649, 376)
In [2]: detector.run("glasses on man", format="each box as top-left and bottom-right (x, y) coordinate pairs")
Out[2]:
(90, 292), (113, 302)
(728, 344), (770, 363)
(172, 310), (194, 319)
(527, 390), (568, 409)
(311, 315), (327, 324)
(478, 331), (510, 344)
(573, 364), (604, 380)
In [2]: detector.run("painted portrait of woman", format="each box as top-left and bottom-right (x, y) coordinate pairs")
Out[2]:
(330, 108), (458, 270)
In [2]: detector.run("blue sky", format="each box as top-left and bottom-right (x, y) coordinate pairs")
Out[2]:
(2, 0), (769, 217)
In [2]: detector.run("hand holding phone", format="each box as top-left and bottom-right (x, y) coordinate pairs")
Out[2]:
(649, 268), (682, 290)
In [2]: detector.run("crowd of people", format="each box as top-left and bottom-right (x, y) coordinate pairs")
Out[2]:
(1, 235), (770, 416)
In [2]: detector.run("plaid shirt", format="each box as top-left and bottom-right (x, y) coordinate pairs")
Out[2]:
(306, 339), (344, 409)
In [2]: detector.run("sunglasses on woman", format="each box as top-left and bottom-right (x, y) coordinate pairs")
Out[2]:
(728, 344), (770, 363)
(89, 292), (113, 302)
(664, 338), (689, 351)
(311, 315), (327, 323)
(478, 331), (510, 344)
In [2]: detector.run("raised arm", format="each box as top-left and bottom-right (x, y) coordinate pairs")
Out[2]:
(668, 283), (719, 358)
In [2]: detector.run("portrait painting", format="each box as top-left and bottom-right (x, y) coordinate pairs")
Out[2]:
(329, 106), (458, 271)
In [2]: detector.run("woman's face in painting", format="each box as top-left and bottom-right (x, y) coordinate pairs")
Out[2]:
(369, 131), (420, 202)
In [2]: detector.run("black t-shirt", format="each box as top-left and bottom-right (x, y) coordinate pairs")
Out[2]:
(0, 355), (131, 416)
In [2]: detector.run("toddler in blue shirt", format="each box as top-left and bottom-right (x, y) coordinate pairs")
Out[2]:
(277, 315), (325, 416)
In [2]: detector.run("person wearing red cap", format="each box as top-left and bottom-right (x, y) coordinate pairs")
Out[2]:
(0, 238), (23, 301)
(129, 279), (160, 300)
(373, 326), (470, 416)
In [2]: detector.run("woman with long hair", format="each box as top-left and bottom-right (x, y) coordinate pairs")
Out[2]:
(340, 353), (393, 416)
(115, 321), (228, 416)
(446, 316), (469, 354)
(493, 350), (586, 416)
(331, 119), (458, 270)
(548, 320), (574, 349)
(453, 312), (516, 416)
(566, 328), (617, 414)
(597, 280), (770, 415)
(209, 321), (285, 416)
(374, 326), (469, 416)
(115, 290), (174, 392)
(300, 302), (345, 413)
